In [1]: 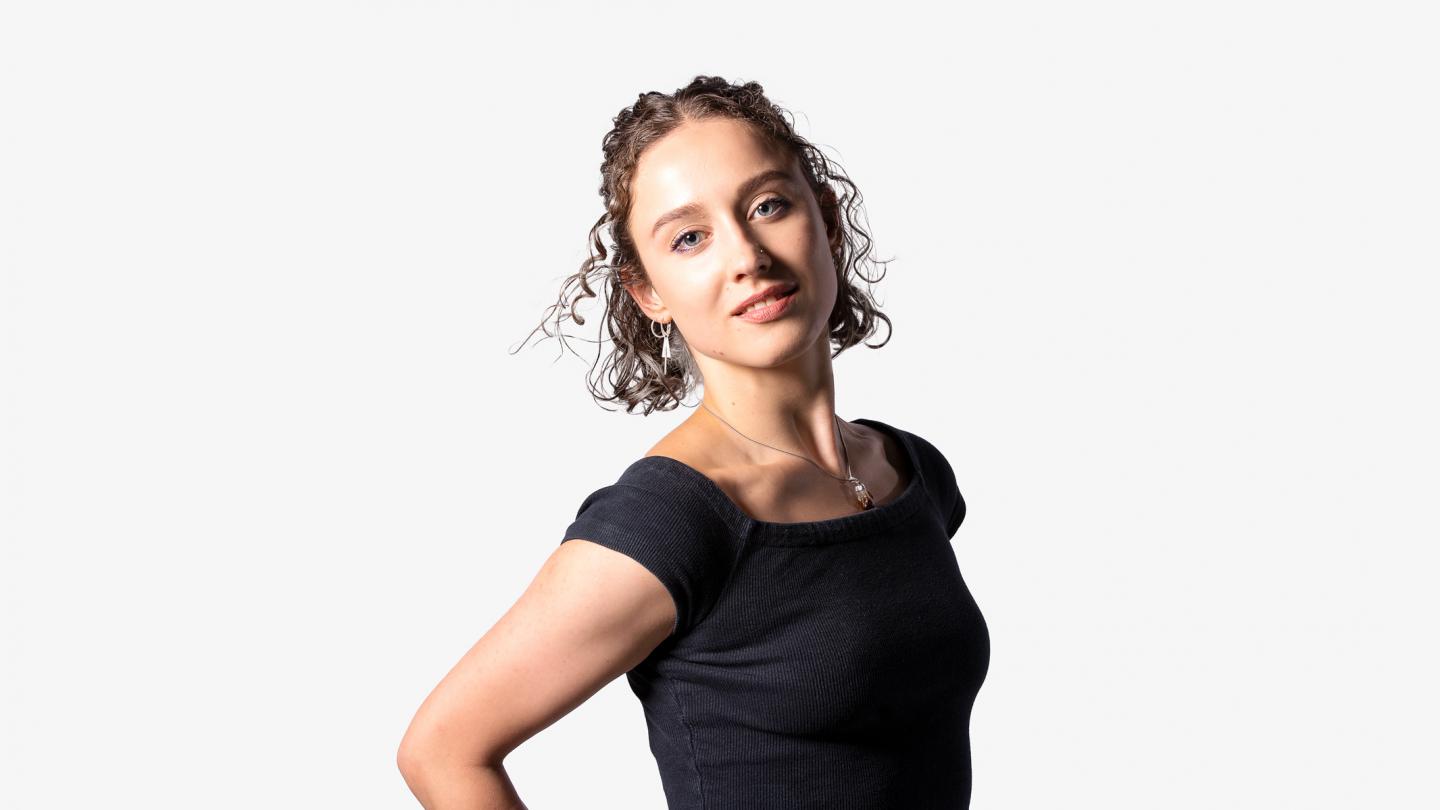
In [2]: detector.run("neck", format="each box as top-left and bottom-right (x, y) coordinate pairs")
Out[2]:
(694, 335), (851, 476)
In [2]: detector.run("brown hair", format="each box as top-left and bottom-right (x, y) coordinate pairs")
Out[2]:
(516, 75), (893, 415)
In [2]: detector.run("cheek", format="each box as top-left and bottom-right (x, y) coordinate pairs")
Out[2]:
(813, 241), (842, 315)
(808, 223), (839, 281)
(801, 208), (837, 271)
(667, 280), (730, 340)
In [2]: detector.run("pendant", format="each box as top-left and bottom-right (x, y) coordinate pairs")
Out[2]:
(849, 476), (875, 510)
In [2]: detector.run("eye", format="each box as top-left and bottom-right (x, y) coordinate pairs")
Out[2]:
(668, 195), (793, 254)
(753, 195), (791, 218)
(670, 230), (703, 252)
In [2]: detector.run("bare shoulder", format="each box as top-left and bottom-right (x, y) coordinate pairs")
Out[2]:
(642, 416), (713, 463)
(641, 417), (737, 486)
(641, 417), (762, 509)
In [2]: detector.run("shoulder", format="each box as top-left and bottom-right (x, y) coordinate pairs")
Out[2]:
(898, 426), (957, 482)
(561, 454), (742, 638)
(570, 455), (733, 538)
(862, 419), (967, 538)
(568, 405), (734, 535)
(851, 418), (952, 485)
(638, 419), (766, 523)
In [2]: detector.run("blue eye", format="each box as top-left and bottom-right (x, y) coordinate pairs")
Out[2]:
(671, 231), (702, 252)
(753, 196), (790, 218)
(669, 195), (792, 254)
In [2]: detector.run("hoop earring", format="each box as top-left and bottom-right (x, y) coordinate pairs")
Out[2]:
(650, 318), (673, 372)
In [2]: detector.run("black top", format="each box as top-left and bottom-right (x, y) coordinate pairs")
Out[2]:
(560, 418), (990, 809)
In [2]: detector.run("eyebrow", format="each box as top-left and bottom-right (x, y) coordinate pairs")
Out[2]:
(648, 168), (797, 240)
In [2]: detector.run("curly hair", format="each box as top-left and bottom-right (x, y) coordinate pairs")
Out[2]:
(514, 75), (893, 415)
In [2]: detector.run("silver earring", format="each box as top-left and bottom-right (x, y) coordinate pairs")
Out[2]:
(650, 318), (673, 372)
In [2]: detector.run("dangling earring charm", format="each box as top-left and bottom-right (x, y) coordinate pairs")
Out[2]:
(650, 318), (673, 372)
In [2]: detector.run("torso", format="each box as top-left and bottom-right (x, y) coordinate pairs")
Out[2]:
(643, 416), (913, 524)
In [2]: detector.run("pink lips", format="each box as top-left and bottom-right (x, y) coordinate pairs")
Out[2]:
(731, 282), (799, 315)
(734, 287), (798, 323)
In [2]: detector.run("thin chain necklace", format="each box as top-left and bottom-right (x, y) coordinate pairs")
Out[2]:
(697, 400), (876, 511)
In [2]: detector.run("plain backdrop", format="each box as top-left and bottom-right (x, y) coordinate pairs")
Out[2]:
(3, 1), (1437, 808)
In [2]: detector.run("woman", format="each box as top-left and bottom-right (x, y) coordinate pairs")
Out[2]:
(398, 76), (989, 809)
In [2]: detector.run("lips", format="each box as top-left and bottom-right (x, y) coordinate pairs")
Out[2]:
(731, 282), (800, 316)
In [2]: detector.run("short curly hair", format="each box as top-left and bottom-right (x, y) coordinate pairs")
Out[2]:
(517, 75), (893, 415)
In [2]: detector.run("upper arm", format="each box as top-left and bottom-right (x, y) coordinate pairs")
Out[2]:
(397, 538), (675, 771)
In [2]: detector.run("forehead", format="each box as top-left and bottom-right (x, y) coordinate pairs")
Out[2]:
(629, 117), (798, 215)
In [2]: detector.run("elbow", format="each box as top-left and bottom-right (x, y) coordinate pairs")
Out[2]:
(396, 737), (433, 784)
(397, 723), (452, 782)
(397, 729), (508, 780)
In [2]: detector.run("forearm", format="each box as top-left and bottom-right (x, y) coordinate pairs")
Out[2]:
(401, 761), (528, 810)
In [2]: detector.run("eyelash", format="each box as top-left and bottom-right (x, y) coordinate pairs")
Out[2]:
(669, 195), (792, 254)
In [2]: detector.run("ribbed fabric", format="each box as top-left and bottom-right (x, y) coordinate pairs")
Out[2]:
(560, 418), (989, 809)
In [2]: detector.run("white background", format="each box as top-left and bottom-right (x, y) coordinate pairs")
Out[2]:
(3, 1), (1437, 808)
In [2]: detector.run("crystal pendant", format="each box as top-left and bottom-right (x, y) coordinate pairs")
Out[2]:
(850, 476), (875, 510)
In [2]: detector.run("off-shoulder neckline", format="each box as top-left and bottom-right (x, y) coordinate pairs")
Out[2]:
(630, 417), (930, 546)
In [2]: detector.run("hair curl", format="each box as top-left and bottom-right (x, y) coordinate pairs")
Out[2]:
(514, 75), (893, 415)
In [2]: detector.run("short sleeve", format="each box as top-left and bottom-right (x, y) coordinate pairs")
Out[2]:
(560, 464), (738, 639)
(904, 429), (967, 539)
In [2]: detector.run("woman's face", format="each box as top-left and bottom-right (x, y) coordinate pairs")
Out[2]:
(624, 117), (839, 375)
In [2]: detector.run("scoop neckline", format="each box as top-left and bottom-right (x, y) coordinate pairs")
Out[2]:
(635, 416), (930, 546)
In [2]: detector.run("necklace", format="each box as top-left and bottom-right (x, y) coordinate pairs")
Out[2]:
(697, 401), (876, 511)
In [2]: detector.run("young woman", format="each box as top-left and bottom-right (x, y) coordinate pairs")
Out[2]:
(398, 76), (989, 810)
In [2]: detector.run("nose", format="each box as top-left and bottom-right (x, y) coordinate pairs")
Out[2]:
(728, 230), (773, 282)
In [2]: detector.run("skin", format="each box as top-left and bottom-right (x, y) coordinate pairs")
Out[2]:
(397, 116), (911, 806)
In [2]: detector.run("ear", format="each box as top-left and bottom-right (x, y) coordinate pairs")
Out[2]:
(624, 274), (670, 323)
(816, 183), (843, 255)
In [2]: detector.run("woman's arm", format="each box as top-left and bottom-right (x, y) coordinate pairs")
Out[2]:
(397, 761), (527, 810)
(396, 537), (676, 808)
